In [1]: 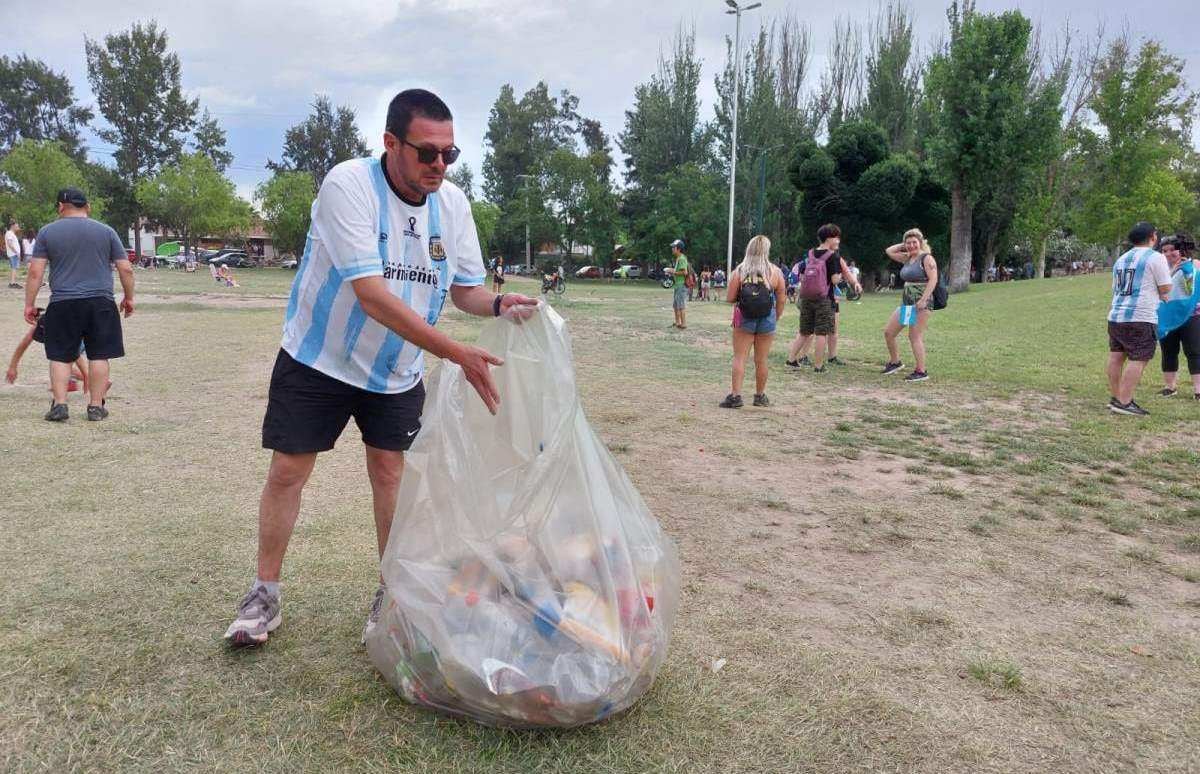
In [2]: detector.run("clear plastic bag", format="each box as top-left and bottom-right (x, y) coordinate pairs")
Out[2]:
(367, 304), (679, 728)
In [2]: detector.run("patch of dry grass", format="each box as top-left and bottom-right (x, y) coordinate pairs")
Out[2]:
(2, 273), (1200, 772)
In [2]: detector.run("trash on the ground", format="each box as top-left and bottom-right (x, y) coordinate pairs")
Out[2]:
(710, 658), (728, 673)
(366, 305), (679, 728)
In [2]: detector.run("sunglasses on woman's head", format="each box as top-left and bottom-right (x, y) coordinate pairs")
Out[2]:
(397, 137), (460, 165)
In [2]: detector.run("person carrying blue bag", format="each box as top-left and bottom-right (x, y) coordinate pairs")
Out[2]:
(1155, 233), (1200, 400)
(882, 228), (941, 382)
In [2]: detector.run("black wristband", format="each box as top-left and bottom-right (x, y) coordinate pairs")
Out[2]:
(493, 294), (503, 317)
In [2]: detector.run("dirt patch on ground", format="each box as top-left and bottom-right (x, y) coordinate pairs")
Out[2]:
(140, 292), (287, 309)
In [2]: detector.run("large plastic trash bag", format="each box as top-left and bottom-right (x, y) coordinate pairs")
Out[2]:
(366, 304), (679, 728)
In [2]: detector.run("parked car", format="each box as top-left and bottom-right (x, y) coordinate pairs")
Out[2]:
(210, 251), (255, 269)
(575, 265), (601, 279)
(613, 264), (642, 279)
(280, 256), (299, 269)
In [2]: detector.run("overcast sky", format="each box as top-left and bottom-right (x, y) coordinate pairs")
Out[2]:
(3, 0), (1198, 202)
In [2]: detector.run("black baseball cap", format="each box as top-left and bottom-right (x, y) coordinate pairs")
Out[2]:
(57, 187), (88, 207)
(670, 239), (685, 250)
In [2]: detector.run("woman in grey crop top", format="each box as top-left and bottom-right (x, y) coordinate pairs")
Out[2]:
(881, 227), (938, 381)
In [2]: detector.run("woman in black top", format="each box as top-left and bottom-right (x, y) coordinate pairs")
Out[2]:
(882, 228), (938, 381)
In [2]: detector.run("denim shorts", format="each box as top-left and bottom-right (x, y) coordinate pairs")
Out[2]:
(733, 305), (777, 334)
(7, 254), (18, 270)
(673, 285), (687, 309)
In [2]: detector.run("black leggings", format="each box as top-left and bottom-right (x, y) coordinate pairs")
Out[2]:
(1161, 315), (1200, 374)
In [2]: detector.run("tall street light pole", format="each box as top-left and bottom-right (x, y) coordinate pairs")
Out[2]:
(516, 173), (533, 270)
(724, 0), (762, 276)
(745, 143), (784, 235)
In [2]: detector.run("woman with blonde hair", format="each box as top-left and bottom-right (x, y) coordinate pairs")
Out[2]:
(882, 227), (938, 381)
(720, 235), (787, 408)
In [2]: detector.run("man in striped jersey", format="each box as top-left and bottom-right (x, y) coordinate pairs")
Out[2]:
(225, 89), (537, 647)
(1107, 221), (1171, 416)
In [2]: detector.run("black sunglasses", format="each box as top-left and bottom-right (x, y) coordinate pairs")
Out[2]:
(397, 137), (460, 166)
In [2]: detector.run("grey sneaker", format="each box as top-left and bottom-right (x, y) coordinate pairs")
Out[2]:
(87, 404), (109, 421)
(224, 585), (281, 646)
(44, 403), (68, 422)
(361, 584), (387, 645)
(752, 393), (770, 407)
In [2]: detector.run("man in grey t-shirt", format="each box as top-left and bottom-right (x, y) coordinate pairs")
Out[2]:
(24, 187), (135, 422)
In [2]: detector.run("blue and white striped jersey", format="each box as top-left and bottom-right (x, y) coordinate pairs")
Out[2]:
(281, 156), (486, 393)
(1108, 247), (1171, 325)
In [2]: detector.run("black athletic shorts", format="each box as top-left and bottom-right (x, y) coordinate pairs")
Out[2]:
(261, 349), (425, 454)
(42, 297), (124, 362)
(1108, 321), (1157, 362)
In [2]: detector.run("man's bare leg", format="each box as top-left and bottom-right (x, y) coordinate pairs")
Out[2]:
(87, 358), (110, 408)
(48, 360), (72, 405)
(256, 451), (319, 582)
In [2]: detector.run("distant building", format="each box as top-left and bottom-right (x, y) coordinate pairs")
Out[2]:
(128, 218), (278, 260)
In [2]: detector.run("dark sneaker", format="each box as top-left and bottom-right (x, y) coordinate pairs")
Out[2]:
(881, 361), (904, 375)
(904, 370), (929, 382)
(785, 359), (801, 369)
(827, 356), (845, 365)
(813, 365), (827, 373)
(1194, 393), (1200, 402)
(798, 356), (812, 367)
(86, 404), (109, 421)
(1110, 400), (1150, 416)
(718, 393), (744, 409)
(361, 584), (386, 645)
(44, 403), (68, 422)
(224, 585), (282, 646)
(1109, 396), (1120, 408)
(753, 393), (770, 407)
(1160, 387), (1178, 397)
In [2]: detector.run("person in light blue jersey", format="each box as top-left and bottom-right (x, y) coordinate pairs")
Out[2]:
(1155, 234), (1200, 400)
(1106, 221), (1172, 416)
(224, 89), (538, 648)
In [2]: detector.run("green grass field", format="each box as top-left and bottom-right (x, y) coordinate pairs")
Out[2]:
(2, 268), (1198, 773)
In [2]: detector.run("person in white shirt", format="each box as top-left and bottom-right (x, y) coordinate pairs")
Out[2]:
(224, 89), (538, 647)
(5, 221), (21, 288)
(1107, 221), (1172, 416)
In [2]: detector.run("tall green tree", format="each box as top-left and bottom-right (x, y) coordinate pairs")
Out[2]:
(471, 200), (501, 258)
(971, 51), (1066, 274)
(635, 163), (727, 270)
(0, 140), (105, 233)
(193, 108), (233, 173)
(715, 14), (816, 262)
(815, 17), (864, 135)
(861, 4), (922, 152)
(85, 21), (198, 257)
(268, 95), (370, 188)
(789, 120), (948, 282)
(481, 82), (581, 258)
(256, 171), (315, 259)
(924, 2), (1047, 291)
(619, 24), (710, 210)
(1073, 39), (1197, 253)
(0, 55), (93, 162)
(445, 163), (475, 200)
(136, 153), (251, 256)
(84, 162), (137, 240)
(1014, 26), (1106, 279)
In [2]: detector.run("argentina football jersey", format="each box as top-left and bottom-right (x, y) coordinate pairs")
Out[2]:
(281, 156), (486, 393)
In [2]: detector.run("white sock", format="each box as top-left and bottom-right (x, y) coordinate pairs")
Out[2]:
(253, 578), (280, 597)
